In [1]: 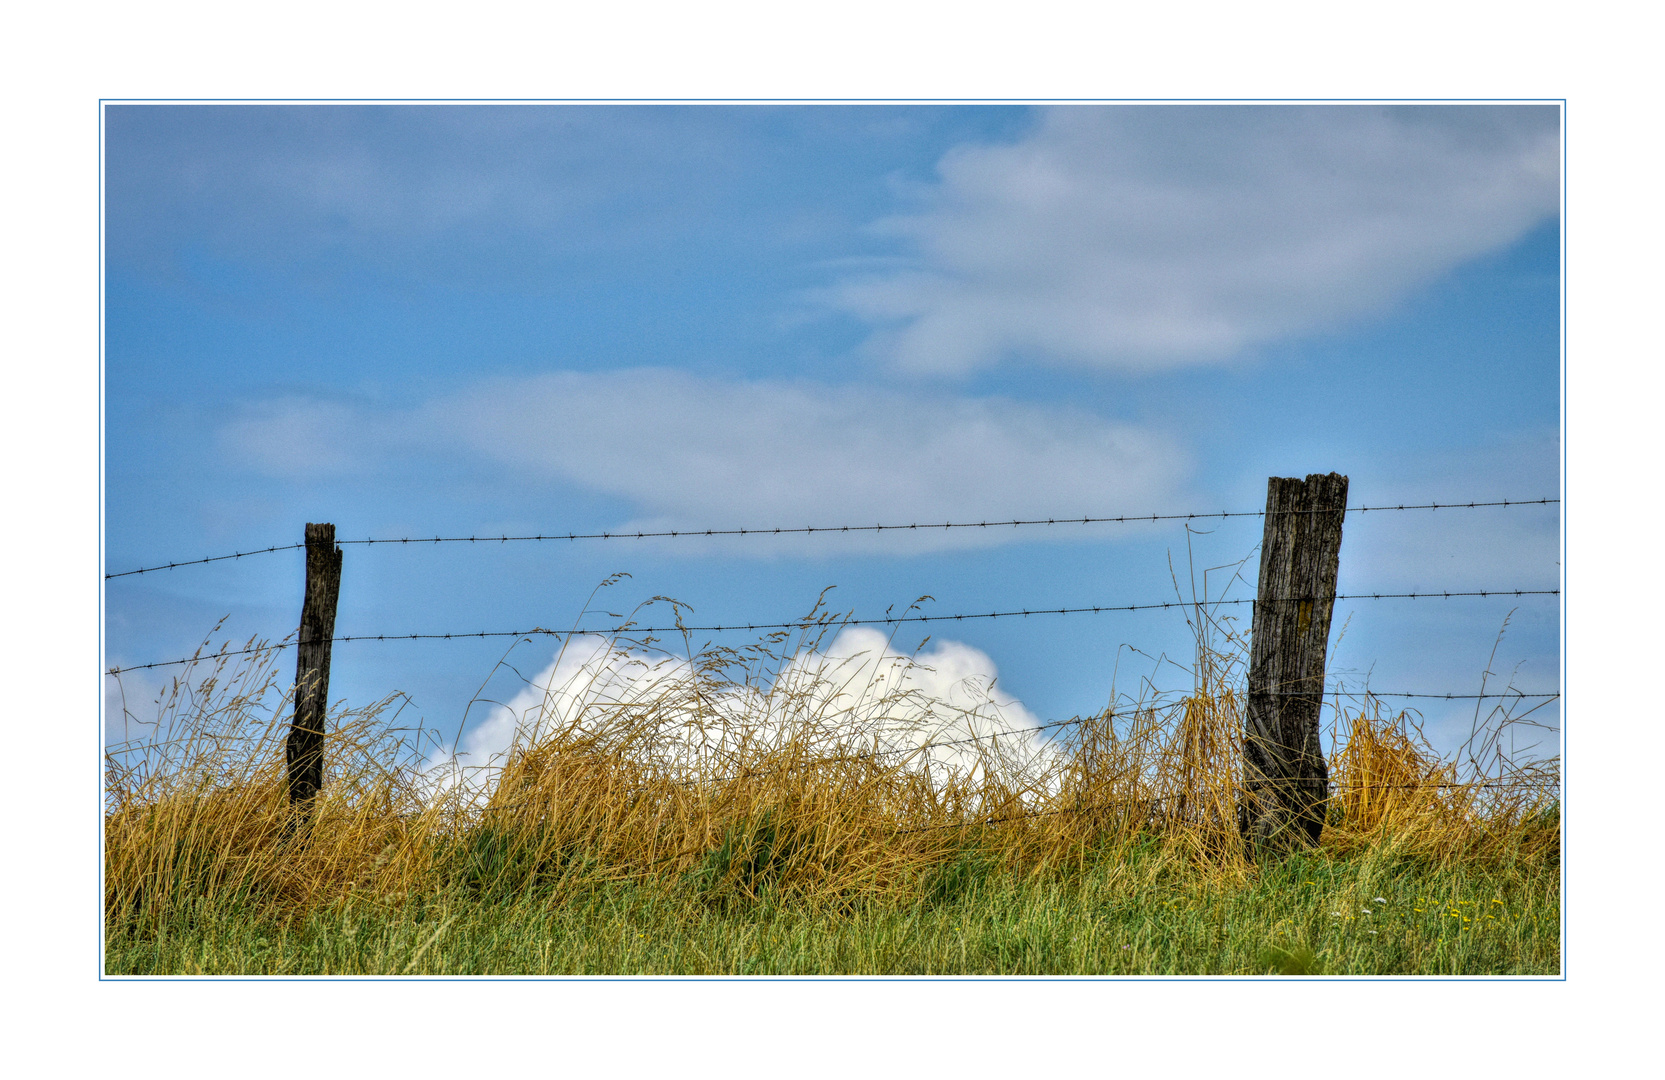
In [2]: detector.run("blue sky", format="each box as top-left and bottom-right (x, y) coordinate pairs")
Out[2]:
(102, 102), (1562, 766)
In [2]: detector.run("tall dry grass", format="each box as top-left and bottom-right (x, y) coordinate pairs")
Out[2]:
(103, 601), (1560, 934)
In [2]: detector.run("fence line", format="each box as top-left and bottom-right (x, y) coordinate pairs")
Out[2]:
(105, 488), (1564, 849)
(102, 587), (1559, 674)
(103, 497), (1560, 579)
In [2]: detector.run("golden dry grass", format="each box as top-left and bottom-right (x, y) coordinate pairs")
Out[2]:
(104, 606), (1560, 940)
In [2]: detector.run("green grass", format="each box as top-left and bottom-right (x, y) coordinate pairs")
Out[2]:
(105, 844), (1560, 976)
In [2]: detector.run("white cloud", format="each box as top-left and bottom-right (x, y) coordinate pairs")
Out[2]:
(221, 368), (1192, 552)
(420, 628), (1057, 805)
(830, 104), (1560, 375)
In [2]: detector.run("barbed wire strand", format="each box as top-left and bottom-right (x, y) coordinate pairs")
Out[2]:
(417, 703), (1559, 819)
(102, 588), (1561, 674)
(465, 769), (1554, 846)
(104, 498), (1560, 578)
(105, 658), (1557, 799)
(97, 687), (1561, 772)
(696, 695), (1558, 787)
(890, 774), (1550, 836)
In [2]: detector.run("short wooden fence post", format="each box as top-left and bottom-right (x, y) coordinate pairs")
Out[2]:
(1242, 473), (1347, 857)
(287, 522), (343, 814)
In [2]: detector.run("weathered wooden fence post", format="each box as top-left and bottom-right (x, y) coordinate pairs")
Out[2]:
(1242, 473), (1347, 858)
(287, 522), (343, 814)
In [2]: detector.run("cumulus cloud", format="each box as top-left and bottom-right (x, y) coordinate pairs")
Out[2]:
(419, 628), (1057, 804)
(219, 367), (1191, 552)
(829, 104), (1560, 375)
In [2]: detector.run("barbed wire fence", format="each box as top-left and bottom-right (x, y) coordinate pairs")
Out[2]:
(103, 495), (1563, 829)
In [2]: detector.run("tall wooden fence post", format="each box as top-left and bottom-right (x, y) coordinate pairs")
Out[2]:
(1242, 473), (1347, 858)
(287, 522), (343, 814)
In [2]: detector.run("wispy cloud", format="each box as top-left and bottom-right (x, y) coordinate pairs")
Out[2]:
(219, 368), (1192, 552)
(218, 397), (385, 479)
(1338, 430), (1561, 591)
(107, 106), (734, 260)
(828, 104), (1560, 375)
(104, 104), (894, 281)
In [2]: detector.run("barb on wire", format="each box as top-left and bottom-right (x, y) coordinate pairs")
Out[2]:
(102, 587), (1561, 675)
(104, 498), (1561, 578)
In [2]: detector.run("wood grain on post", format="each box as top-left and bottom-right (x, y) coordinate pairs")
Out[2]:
(1242, 473), (1347, 857)
(287, 522), (343, 812)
